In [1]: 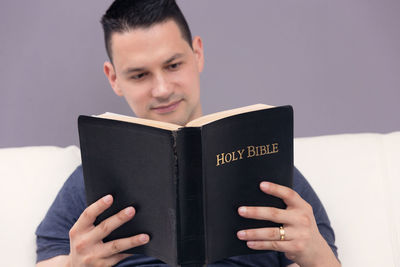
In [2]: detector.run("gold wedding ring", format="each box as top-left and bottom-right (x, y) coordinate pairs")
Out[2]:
(279, 226), (285, 241)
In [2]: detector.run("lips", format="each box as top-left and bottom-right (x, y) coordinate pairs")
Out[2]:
(151, 99), (182, 114)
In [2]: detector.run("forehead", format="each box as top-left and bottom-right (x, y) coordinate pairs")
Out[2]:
(110, 20), (191, 69)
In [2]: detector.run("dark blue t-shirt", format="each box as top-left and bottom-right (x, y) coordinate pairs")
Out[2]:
(36, 166), (337, 266)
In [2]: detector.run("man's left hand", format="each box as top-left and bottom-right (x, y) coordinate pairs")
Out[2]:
(237, 182), (340, 267)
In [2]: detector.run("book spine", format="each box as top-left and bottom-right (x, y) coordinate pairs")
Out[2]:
(176, 128), (205, 265)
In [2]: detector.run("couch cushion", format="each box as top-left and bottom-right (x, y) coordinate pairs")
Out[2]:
(0, 146), (81, 267)
(294, 132), (400, 267)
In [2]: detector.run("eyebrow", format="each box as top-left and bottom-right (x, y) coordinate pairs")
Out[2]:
(123, 53), (185, 76)
(164, 53), (184, 64)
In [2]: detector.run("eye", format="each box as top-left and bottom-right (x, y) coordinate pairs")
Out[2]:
(166, 62), (182, 71)
(131, 72), (148, 80)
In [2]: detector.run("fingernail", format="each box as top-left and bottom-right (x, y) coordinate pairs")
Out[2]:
(260, 182), (269, 190)
(238, 207), (247, 215)
(237, 231), (246, 239)
(140, 234), (149, 243)
(247, 241), (256, 247)
(103, 195), (112, 204)
(124, 207), (134, 216)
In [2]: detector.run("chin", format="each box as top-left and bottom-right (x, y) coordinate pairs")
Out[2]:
(165, 117), (186, 126)
(158, 113), (188, 126)
(149, 107), (190, 125)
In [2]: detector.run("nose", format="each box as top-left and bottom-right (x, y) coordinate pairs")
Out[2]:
(151, 73), (172, 100)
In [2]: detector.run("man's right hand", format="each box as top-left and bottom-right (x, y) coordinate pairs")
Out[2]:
(69, 194), (149, 266)
(37, 194), (149, 267)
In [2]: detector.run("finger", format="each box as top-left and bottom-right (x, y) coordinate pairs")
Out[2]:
(89, 206), (136, 240)
(237, 226), (291, 241)
(238, 206), (292, 224)
(103, 253), (132, 267)
(74, 195), (114, 232)
(247, 240), (296, 252)
(260, 182), (303, 207)
(99, 234), (150, 258)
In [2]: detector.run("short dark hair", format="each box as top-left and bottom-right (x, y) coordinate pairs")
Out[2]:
(101, 0), (193, 61)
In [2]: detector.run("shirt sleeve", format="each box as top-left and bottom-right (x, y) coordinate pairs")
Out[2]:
(35, 166), (86, 263)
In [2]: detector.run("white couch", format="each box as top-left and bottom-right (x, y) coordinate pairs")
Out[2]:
(0, 132), (399, 267)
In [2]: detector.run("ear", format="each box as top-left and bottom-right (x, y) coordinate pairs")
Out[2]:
(192, 36), (204, 73)
(104, 61), (123, 96)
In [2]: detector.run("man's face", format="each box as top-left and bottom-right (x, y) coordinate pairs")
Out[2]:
(104, 20), (204, 125)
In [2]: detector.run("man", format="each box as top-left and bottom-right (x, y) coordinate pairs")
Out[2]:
(36, 1), (340, 266)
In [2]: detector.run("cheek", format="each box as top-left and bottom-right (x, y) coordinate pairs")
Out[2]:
(177, 67), (200, 96)
(119, 84), (149, 112)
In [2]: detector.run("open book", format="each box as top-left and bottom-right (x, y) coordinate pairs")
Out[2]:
(78, 104), (293, 266)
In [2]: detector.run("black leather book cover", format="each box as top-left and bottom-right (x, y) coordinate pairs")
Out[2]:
(78, 116), (179, 266)
(78, 105), (293, 266)
(199, 105), (293, 263)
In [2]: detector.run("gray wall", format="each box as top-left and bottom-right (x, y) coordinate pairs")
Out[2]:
(1, 0), (399, 148)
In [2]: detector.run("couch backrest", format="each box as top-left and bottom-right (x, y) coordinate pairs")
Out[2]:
(0, 146), (81, 267)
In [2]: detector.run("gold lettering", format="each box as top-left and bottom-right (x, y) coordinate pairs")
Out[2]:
(237, 149), (245, 159)
(225, 152), (232, 163)
(232, 151), (238, 161)
(259, 145), (267, 156)
(272, 143), (279, 153)
(247, 146), (256, 158)
(216, 153), (225, 166)
(217, 144), (279, 167)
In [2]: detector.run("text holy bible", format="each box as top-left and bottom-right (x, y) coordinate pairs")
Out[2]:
(78, 104), (293, 267)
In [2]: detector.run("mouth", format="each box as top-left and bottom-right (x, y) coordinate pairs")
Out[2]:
(151, 99), (182, 114)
